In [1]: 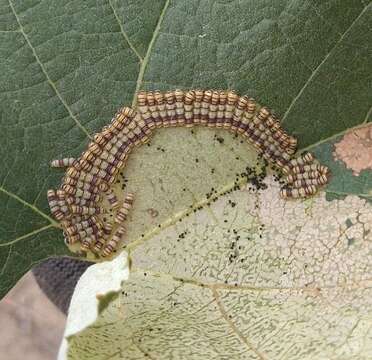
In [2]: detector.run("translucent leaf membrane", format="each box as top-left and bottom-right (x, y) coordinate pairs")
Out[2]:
(65, 176), (372, 360)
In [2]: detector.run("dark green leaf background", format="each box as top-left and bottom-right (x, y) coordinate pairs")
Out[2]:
(0, 0), (371, 298)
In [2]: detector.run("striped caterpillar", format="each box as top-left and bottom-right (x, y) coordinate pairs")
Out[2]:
(48, 89), (330, 258)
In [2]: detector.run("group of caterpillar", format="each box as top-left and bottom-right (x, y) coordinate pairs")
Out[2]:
(48, 89), (330, 257)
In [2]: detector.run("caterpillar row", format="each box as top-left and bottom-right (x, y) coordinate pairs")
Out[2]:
(48, 89), (330, 258)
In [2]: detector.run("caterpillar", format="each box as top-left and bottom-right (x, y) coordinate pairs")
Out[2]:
(48, 89), (330, 258)
(114, 193), (135, 224)
(50, 157), (76, 168)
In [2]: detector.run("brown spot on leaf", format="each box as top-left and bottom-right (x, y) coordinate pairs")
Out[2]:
(333, 124), (372, 176)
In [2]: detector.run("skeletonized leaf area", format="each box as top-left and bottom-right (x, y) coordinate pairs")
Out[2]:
(68, 177), (372, 360)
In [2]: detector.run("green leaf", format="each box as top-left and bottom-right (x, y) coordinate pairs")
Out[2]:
(1, 1), (372, 355)
(0, 0), (168, 296)
(309, 125), (372, 199)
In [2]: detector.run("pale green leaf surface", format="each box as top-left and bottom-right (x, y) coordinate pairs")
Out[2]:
(58, 252), (129, 359)
(67, 174), (372, 359)
(0, 2), (372, 355)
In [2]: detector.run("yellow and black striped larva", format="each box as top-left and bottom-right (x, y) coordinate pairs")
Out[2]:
(103, 221), (113, 235)
(292, 175), (328, 189)
(224, 90), (238, 129)
(106, 189), (120, 209)
(50, 157), (76, 168)
(48, 89), (331, 257)
(114, 193), (134, 224)
(81, 236), (96, 252)
(280, 185), (317, 199)
(282, 152), (315, 174)
(280, 153), (330, 199)
(47, 189), (65, 221)
(70, 205), (105, 216)
(184, 90), (196, 127)
(286, 170), (321, 184)
(102, 225), (126, 257)
(92, 236), (106, 254)
(291, 163), (329, 177)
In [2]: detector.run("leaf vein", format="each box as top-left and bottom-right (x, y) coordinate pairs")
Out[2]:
(0, 246), (12, 276)
(0, 224), (54, 247)
(281, 3), (371, 123)
(363, 105), (372, 123)
(0, 186), (58, 226)
(132, 0), (171, 107)
(127, 176), (249, 252)
(301, 122), (372, 152)
(212, 288), (267, 360)
(0, 29), (20, 33)
(7, 0), (92, 139)
(107, 0), (144, 63)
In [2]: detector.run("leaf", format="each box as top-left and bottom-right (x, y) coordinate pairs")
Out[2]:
(57, 1), (372, 357)
(310, 124), (372, 199)
(0, 0), (371, 352)
(65, 171), (372, 359)
(0, 0), (168, 297)
(58, 252), (129, 358)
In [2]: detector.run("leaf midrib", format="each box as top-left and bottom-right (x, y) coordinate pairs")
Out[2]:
(108, 0), (144, 63)
(131, 0), (171, 107)
(130, 268), (372, 295)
